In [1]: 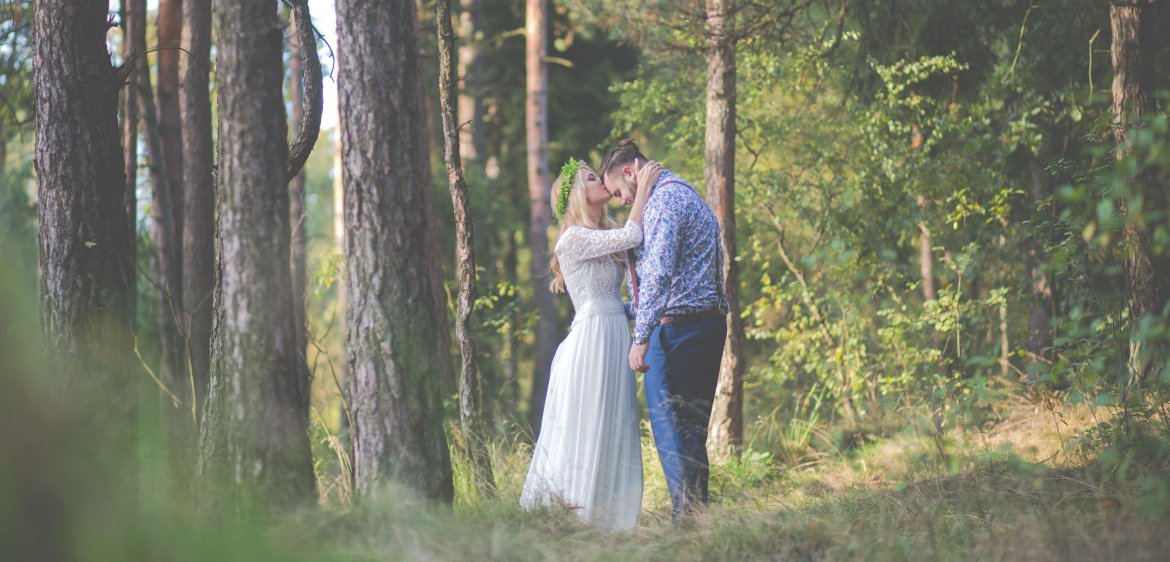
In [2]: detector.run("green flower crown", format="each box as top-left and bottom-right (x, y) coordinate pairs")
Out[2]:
(553, 158), (582, 223)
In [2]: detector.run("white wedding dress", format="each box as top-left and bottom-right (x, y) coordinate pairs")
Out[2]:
(520, 220), (644, 532)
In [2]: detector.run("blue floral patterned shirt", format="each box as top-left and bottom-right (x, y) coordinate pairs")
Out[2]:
(626, 170), (728, 344)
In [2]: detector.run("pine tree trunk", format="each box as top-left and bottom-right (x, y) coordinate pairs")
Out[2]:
(122, 0), (142, 326)
(503, 230), (520, 409)
(157, 0), (186, 395)
(525, 0), (559, 437)
(704, 0), (744, 462)
(198, 0), (315, 513)
(333, 139), (349, 432)
(1111, 0), (1167, 386)
(34, 0), (135, 491)
(338, 0), (455, 502)
(457, 0), (485, 163)
(439, 0), (496, 498)
(1026, 156), (1054, 370)
(288, 7), (309, 384)
(180, 0), (213, 426)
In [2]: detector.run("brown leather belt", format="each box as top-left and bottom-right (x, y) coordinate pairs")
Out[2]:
(660, 308), (724, 326)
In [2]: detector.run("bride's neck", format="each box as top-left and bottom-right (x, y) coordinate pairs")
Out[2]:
(588, 204), (605, 226)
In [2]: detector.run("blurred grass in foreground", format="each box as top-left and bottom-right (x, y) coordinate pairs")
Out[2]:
(2, 254), (1169, 561)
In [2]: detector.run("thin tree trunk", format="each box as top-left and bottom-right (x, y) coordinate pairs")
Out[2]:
(122, 0), (142, 328)
(139, 39), (187, 418)
(338, 0), (454, 502)
(198, 0), (315, 513)
(288, 5), (309, 395)
(157, 0), (186, 395)
(704, 0), (744, 462)
(286, 0), (324, 422)
(998, 234), (1010, 378)
(0, 114), (6, 176)
(1026, 156), (1054, 371)
(1111, 1), (1166, 386)
(286, 0), (323, 182)
(180, 0), (213, 428)
(34, 0), (135, 497)
(918, 196), (937, 302)
(525, 0), (559, 438)
(333, 137), (349, 433)
(503, 230), (520, 409)
(438, 0), (496, 498)
(457, 0), (485, 163)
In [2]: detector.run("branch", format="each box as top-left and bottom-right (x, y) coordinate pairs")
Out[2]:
(286, 0), (323, 181)
(114, 46), (207, 86)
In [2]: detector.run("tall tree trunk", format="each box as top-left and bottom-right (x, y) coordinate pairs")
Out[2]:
(122, 0), (142, 327)
(503, 230), (520, 409)
(1111, 0), (1166, 386)
(338, 0), (454, 502)
(998, 234), (1010, 378)
(457, 0), (485, 163)
(917, 196), (937, 302)
(198, 0), (315, 513)
(34, 0), (135, 494)
(0, 113), (6, 177)
(1026, 155), (1054, 371)
(143, 54), (186, 426)
(525, 0), (559, 437)
(333, 137), (349, 432)
(704, 0), (744, 462)
(180, 0), (213, 427)
(439, 0), (496, 498)
(286, 0), (324, 423)
(157, 0), (186, 396)
(288, 6), (309, 393)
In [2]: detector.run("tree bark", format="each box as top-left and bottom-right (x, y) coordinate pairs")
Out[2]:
(34, 0), (135, 491)
(439, 0), (496, 498)
(142, 47), (186, 425)
(286, 0), (323, 182)
(1026, 156), (1054, 369)
(457, 0), (485, 163)
(917, 197), (937, 302)
(704, 0), (744, 462)
(180, 0), (213, 427)
(1111, 0), (1167, 386)
(122, 0), (142, 327)
(288, 3), (309, 401)
(338, 0), (455, 502)
(157, 0), (186, 395)
(333, 136), (349, 432)
(525, 0), (559, 438)
(503, 230), (520, 410)
(198, 0), (315, 513)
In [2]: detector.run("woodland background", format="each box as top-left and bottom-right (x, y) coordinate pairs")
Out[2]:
(2, 0), (1170, 560)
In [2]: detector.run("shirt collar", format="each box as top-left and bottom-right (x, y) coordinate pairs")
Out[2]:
(654, 169), (679, 189)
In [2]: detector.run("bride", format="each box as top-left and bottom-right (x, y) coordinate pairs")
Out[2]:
(519, 157), (664, 531)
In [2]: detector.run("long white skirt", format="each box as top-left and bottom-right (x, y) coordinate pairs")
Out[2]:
(520, 299), (643, 532)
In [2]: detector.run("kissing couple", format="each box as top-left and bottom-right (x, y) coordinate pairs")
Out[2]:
(520, 139), (729, 532)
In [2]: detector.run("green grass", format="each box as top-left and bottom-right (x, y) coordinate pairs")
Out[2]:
(4, 348), (1168, 561)
(289, 400), (1166, 561)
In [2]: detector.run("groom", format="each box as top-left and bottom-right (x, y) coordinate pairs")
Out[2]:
(600, 139), (728, 524)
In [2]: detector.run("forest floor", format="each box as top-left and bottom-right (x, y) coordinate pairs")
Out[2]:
(243, 397), (1170, 562)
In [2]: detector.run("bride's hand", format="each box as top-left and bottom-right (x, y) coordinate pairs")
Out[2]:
(634, 159), (664, 202)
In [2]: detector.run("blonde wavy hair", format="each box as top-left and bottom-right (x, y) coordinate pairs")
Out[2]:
(549, 163), (623, 293)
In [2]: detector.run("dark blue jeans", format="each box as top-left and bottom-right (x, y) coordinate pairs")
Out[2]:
(644, 315), (726, 515)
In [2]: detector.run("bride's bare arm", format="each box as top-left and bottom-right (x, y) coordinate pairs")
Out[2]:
(626, 159), (663, 227)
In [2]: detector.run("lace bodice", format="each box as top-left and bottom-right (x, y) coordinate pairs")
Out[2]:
(554, 221), (642, 311)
